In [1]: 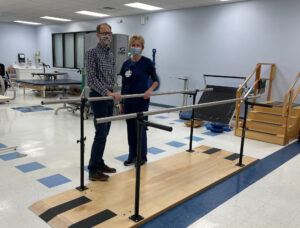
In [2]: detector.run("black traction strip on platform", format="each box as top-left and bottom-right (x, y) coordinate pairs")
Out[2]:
(40, 196), (92, 222)
(203, 148), (221, 154)
(69, 209), (117, 228)
(224, 153), (240, 161)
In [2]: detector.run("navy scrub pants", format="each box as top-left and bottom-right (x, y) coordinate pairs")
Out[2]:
(124, 101), (149, 162)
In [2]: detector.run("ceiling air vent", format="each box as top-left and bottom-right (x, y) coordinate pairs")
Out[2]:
(101, 6), (118, 12)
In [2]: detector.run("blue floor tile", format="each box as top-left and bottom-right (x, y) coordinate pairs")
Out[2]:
(37, 174), (71, 188)
(0, 143), (7, 149)
(148, 147), (166, 155)
(155, 116), (169, 119)
(202, 131), (221, 136)
(115, 154), (128, 162)
(15, 162), (45, 173)
(166, 141), (186, 148)
(174, 119), (186, 123)
(11, 105), (53, 113)
(185, 136), (204, 142)
(0, 152), (26, 161)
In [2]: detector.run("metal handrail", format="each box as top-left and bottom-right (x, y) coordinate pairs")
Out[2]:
(41, 89), (209, 105)
(237, 63), (275, 94)
(237, 65), (260, 91)
(96, 95), (260, 124)
(243, 79), (261, 99)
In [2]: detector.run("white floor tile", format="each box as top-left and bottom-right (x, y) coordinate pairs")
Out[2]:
(0, 88), (299, 227)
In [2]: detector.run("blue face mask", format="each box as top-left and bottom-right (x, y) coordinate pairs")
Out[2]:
(130, 47), (142, 55)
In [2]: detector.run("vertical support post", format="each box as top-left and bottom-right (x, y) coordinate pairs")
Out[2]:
(235, 89), (243, 136)
(187, 90), (199, 152)
(253, 64), (261, 104)
(129, 114), (144, 222)
(238, 99), (249, 167)
(267, 64), (276, 102)
(284, 89), (294, 144)
(76, 97), (88, 191)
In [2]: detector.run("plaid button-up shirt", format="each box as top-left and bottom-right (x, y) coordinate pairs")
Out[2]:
(86, 43), (115, 96)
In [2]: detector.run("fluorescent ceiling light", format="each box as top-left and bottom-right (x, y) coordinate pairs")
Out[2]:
(14, 20), (41, 25)
(124, 2), (163, 11)
(75, 10), (109, 17)
(40, 16), (71, 22)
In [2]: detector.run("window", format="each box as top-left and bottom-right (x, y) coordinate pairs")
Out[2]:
(75, 33), (85, 69)
(52, 32), (85, 69)
(53, 34), (63, 67)
(64, 33), (74, 68)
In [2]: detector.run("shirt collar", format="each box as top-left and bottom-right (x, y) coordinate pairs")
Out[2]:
(97, 43), (110, 51)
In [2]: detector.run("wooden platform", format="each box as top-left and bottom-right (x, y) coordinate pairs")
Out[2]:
(30, 146), (257, 228)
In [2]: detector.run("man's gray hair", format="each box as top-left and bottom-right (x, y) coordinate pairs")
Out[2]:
(96, 23), (111, 33)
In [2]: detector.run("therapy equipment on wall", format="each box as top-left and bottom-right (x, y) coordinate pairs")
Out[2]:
(148, 48), (160, 91)
(34, 51), (41, 66)
(18, 53), (25, 64)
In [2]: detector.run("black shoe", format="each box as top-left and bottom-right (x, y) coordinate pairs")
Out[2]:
(99, 164), (117, 173)
(89, 171), (109, 181)
(141, 160), (147, 165)
(124, 160), (135, 166)
(135, 160), (147, 167)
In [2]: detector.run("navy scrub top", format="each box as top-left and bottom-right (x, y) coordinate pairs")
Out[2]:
(120, 56), (158, 104)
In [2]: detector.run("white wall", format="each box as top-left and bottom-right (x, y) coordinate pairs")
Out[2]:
(0, 22), (38, 67)
(36, 0), (300, 106)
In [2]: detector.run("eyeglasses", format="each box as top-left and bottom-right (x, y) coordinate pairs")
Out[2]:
(98, 32), (112, 35)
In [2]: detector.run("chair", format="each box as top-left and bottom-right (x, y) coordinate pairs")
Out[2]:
(0, 63), (16, 100)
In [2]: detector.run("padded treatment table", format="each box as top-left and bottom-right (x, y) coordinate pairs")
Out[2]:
(32, 72), (68, 80)
(16, 79), (81, 98)
(0, 95), (11, 103)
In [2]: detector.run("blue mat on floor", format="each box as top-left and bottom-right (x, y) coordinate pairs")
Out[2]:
(11, 105), (53, 113)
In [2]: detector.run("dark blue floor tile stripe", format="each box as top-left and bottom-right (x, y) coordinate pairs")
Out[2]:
(11, 105), (53, 113)
(142, 141), (300, 228)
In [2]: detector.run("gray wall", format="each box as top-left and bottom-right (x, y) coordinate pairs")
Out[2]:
(0, 22), (38, 67)
(35, 0), (300, 106)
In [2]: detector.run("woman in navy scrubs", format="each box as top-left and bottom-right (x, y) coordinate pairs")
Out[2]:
(119, 34), (159, 166)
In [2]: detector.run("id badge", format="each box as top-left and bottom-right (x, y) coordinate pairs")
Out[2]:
(125, 70), (132, 78)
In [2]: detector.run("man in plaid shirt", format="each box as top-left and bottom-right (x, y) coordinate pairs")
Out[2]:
(86, 23), (121, 181)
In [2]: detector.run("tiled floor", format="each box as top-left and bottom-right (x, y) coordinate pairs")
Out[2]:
(0, 88), (299, 228)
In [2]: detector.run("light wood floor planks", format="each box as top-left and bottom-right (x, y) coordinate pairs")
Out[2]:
(30, 145), (257, 228)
